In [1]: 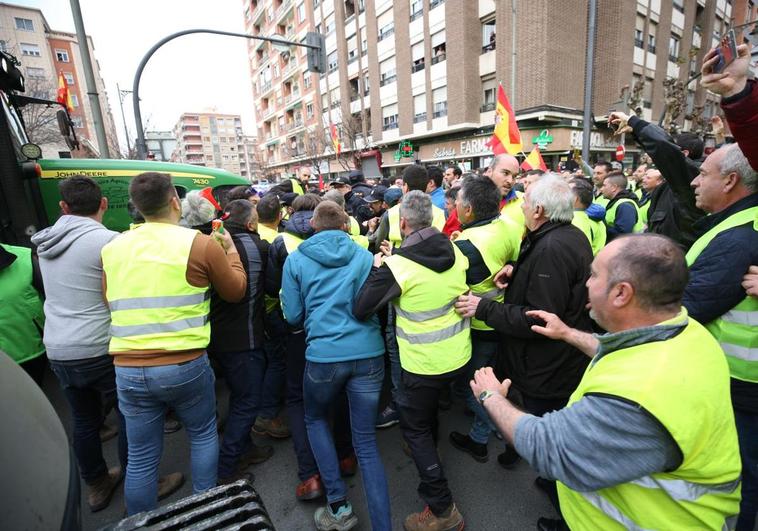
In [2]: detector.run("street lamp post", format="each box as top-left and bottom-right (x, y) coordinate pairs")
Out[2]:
(116, 83), (132, 156)
(132, 29), (324, 159)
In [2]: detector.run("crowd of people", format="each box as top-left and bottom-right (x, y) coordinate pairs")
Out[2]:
(1, 43), (757, 531)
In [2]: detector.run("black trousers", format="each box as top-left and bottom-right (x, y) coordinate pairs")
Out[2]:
(398, 368), (460, 516)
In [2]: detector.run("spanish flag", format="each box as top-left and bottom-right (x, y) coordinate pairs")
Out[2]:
(521, 147), (548, 172)
(330, 123), (341, 156)
(486, 83), (522, 155)
(56, 72), (73, 113)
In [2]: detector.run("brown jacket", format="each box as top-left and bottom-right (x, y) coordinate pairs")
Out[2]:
(103, 231), (246, 366)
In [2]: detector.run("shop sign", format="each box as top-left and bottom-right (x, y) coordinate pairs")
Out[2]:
(569, 130), (617, 149)
(394, 140), (415, 161)
(532, 129), (553, 149)
(459, 137), (490, 156)
(433, 147), (456, 158)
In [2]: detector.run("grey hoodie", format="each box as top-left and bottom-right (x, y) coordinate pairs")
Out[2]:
(31, 215), (118, 361)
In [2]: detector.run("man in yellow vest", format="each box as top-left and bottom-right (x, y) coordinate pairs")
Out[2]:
(684, 142), (758, 530)
(487, 154), (524, 227)
(570, 178), (606, 255)
(447, 175), (521, 463)
(600, 171), (643, 240)
(383, 165), (446, 249)
(354, 190), (470, 531)
(471, 234), (742, 531)
(101, 172), (247, 515)
(590, 160), (613, 207)
(638, 166), (663, 228)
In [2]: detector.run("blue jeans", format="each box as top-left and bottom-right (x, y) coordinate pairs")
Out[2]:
(466, 338), (500, 444)
(214, 348), (265, 479)
(260, 309), (287, 419)
(304, 356), (391, 531)
(735, 409), (758, 531)
(116, 354), (218, 515)
(50, 355), (128, 483)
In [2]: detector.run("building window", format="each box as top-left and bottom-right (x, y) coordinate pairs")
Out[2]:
(306, 102), (314, 118)
(26, 67), (45, 78)
(15, 17), (34, 31)
(432, 87), (447, 118)
(297, 2), (306, 22)
(304, 74), (312, 89)
(64, 72), (75, 85)
(648, 22), (657, 54)
(70, 94), (79, 107)
(431, 31), (446, 63)
(481, 77), (497, 111)
(430, 0), (445, 8)
(20, 43), (41, 57)
(327, 51), (338, 73)
(410, 0), (423, 21)
(382, 104), (398, 130)
(55, 49), (70, 62)
(325, 15), (335, 34)
(673, 0), (684, 13)
(413, 94), (426, 123)
(379, 22), (394, 41)
(482, 20), (496, 52)
(635, 16), (644, 48)
(668, 35), (680, 62)
(411, 42), (425, 73)
(380, 58), (396, 86)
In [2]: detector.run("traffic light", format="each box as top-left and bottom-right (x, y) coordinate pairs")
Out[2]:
(306, 32), (326, 74)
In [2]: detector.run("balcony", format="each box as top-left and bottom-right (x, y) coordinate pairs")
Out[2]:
(382, 121), (399, 131)
(414, 112), (426, 123)
(430, 0), (445, 8)
(410, 9), (423, 22)
(275, 0), (293, 23)
(380, 74), (397, 87)
(411, 61), (425, 73)
(480, 101), (496, 112)
(433, 105), (447, 118)
(481, 42), (495, 54)
(431, 52), (446, 65)
(259, 80), (273, 95)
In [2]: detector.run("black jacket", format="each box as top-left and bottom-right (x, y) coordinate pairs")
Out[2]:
(682, 193), (758, 413)
(265, 210), (315, 298)
(209, 222), (268, 353)
(629, 116), (705, 250)
(475, 221), (593, 400)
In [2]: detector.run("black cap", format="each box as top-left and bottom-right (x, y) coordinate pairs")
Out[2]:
(330, 175), (351, 186)
(348, 170), (364, 185)
(363, 185), (387, 203)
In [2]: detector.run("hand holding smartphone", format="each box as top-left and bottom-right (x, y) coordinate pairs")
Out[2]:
(712, 30), (738, 74)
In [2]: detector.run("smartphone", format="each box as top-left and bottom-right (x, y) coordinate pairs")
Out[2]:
(713, 29), (738, 74)
(211, 219), (225, 234)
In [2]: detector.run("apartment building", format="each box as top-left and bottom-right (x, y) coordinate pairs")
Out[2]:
(171, 111), (256, 177)
(245, 0), (756, 178)
(237, 135), (263, 180)
(0, 2), (120, 158)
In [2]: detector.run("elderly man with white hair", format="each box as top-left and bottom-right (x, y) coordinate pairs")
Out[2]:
(684, 142), (758, 531)
(455, 175), (594, 502)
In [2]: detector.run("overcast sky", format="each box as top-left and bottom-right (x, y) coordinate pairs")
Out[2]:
(21, 0), (256, 155)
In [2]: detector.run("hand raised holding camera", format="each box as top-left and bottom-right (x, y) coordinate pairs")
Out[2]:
(701, 43), (751, 98)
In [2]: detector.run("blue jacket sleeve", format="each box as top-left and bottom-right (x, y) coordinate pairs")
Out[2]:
(607, 202), (637, 237)
(683, 229), (756, 324)
(280, 254), (304, 328)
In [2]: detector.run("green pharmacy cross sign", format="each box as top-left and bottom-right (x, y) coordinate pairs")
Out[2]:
(394, 141), (415, 162)
(532, 129), (553, 150)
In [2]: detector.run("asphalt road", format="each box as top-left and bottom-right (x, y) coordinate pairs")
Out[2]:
(42, 370), (556, 531)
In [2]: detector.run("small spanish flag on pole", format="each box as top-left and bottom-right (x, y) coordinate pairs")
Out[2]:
(486, 83), (522, 155)
(56, 71), (74, 112)
(521, 146), (548, 172)
(330, 123), (341, 156)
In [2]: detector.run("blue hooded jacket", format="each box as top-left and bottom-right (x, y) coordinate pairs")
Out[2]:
(280, 229), (384, 362)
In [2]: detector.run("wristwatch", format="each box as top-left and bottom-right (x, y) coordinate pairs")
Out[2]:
(478, 390), (495, 405)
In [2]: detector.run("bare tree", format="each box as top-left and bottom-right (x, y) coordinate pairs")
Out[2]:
(284, 125), (331, 182)
(19, 76), (63, 146)
(333, 110), (367, 172)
